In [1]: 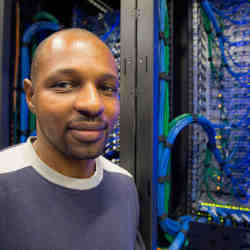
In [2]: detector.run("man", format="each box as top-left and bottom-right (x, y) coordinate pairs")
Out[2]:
(0, 28), (145, 250)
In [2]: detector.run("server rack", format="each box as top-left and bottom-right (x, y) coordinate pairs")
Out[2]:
(0, 0), (159, 249)
(136, 1), (158, 249)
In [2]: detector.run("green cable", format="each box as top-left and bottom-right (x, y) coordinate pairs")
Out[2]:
(163, 1), (171, 219)
(162, 1), (173, 244)
(169, 114), (191, 130)
(160, 2), (193, 247)
(33, 11), (59, 24)
(163, 1), (170, 137)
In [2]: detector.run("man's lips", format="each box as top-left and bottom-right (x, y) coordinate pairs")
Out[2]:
(67, 121), (108, 142)
(68, 121), (108, 131)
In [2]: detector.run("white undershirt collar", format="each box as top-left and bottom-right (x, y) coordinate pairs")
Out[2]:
(25, 136), (104, 190)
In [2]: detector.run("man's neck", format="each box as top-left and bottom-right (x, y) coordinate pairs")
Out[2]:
(32, 138), (96, 179)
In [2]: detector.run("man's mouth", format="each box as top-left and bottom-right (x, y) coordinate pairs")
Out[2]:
(68, 121), (108, 130)
(67, 121), (108, 142)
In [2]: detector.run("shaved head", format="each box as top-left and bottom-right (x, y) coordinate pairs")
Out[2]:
(30, 28), (113, 86)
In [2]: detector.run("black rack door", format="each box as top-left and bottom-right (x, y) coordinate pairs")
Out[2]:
(0, 0), (12, 149)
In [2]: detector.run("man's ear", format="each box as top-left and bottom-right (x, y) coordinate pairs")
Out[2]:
(23, 78), (36, 114)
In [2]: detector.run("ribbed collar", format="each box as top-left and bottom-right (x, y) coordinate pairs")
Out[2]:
(24, 137), (103, 190)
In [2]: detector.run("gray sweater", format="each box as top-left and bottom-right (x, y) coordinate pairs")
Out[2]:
(0, 137), (145, 250)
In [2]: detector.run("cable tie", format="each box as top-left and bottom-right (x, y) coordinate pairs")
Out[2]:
(22, 42), (30, 47)
(158, 175), (170, 184)
(165, 141), (172, 148)
(159, 72), (171, 82)
(192, 114), (199, 122)
(159, 31), (168, 46)
(164, 141), (173, 149)
(158, 213), (168, 221)
(159, 136), (172, 148)
(180, 228), (188, 236)
(158, 135), (166, 143)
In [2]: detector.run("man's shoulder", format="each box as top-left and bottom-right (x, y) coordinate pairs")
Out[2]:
(98, 156), (138, 200)
(98, 155), (133, 179)
(0, 142), (28, 174)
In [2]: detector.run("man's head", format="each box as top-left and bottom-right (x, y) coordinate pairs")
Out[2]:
(24, 28), (119, 160)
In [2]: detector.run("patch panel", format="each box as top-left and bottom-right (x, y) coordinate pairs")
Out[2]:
(189, 0), (250, 230)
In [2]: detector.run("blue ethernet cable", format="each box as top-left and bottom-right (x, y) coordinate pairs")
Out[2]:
(210, 1), (249, 16)
(158, 115), (221, 247)
(211, 3), (250, 26)
(158, 1), (250, 248)
(158, 0), (167, 162)
(20, 21), (60, 142)
(168, 220), (190, 250)
(202, 1), (250, 181)
(201, 0), (250, 78)
(101, 12), (120, 42)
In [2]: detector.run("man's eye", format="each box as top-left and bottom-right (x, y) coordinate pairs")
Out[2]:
(100, 84), (118, 95)
(53, 82), (73, 89)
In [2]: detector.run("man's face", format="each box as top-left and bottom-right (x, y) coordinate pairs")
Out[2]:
(31, 35), (119, 160)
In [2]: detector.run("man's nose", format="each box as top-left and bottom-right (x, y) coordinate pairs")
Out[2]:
(73, 82), (104, 117)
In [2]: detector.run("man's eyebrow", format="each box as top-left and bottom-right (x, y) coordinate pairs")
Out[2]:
(45, 68), (118, 81)
(43, 69), (80, 83)
(99, 74), (118, 81)
(47, 68), (81, 78)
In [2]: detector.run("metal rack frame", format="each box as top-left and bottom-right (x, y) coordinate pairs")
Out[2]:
(0, 0), (12, 149)
(0, 0), (160, 249)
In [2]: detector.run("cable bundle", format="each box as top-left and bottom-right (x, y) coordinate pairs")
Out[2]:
(157, 0), (250, 249)
(200, 0), (250, 205)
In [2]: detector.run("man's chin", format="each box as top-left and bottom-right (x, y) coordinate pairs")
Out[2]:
(62, 132), (108, 160)
(65, 146), (104, 160)
(70, 153), (101, 161)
